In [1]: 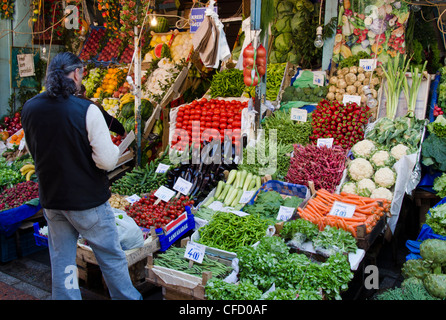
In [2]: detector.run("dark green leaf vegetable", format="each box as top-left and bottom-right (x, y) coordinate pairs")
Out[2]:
(421, 132), (446, 171)
(425, 204), (446, 236)
(280, 218), (319, 241)
(205, 279), (262, 300)
(312, 225), (358, 256)
(375, 277), (439, 300)
(427, 114), (446, 138)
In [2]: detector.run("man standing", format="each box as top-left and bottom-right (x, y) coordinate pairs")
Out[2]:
(21, 52), (141, 300)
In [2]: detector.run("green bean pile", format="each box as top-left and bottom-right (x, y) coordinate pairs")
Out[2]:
(265, 63), (287, 101)
(197, 211), (269, 252)
(154, 247), (232, 278)
(209, 68), (246, 98)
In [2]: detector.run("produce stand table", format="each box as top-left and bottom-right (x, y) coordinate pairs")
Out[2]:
(76, 228), (160, 293)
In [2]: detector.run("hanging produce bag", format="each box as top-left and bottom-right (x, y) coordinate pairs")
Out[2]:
(332, 0), (410, 65)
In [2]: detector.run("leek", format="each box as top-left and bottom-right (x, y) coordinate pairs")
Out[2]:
(402, 60), (428, 118)
(381, 52), (411, 120)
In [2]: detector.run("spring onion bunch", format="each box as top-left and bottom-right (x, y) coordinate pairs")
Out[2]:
(382, 52), (411, 120)
(403, 60), (428, 117)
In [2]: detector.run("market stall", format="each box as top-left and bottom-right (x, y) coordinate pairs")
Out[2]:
(1, 0), (446, 301)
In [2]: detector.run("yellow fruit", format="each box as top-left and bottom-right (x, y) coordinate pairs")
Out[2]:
(26, 170), (35, 181)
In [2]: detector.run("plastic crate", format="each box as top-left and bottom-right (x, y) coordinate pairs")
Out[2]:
(33, 222), (48, 247)
(156, 206), (195, 252)
(0, 227), (46, 262)
(246, 180), (310, 206)
(0, 201), (42, 237)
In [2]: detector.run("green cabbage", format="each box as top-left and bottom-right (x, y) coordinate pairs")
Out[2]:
(274, 32), (293, 53)
(274, 15), (292, 33)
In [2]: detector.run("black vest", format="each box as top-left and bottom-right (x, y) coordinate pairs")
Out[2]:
(21, 92), (111, 210)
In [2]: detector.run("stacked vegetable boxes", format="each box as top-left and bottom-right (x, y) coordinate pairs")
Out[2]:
(145, 238), (233, 300)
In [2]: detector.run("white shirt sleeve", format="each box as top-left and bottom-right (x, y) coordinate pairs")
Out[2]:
(85, 104), (120, 171)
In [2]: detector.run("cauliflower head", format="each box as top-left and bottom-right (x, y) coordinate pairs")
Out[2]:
(351, 139), (376, 159)
(374, 167), (396, 188)
(356, 178), (376, 197)
(341, 181), (357, 195)
(371, 187), (393, 201)
(370, 150), (395, 168)
(390, 144), (409, 161)
(348, 158), (374, 182)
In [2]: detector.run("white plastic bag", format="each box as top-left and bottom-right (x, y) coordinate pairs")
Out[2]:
(113, 209), (144, 250)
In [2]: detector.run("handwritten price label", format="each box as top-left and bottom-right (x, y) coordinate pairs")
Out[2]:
(313, 72), (325, 86)
(154, 186), (176, 202)
(290, 108), (308, 122)
(184, 241), (205, 264)
(173, 177), (193, 195)
(239, 190), (255, 204)
(329, 201), (356, 218)
(277, 206), (295, 221)
(317, 138), (333, 148)
(125, 194), (141, 204)
(343, 94), (362, 105)
(359, 59), (377, 72)
(155, 163), (170, 174)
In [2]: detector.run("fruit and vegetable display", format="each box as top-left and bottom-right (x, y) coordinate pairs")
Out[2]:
(0, 181), (39, 211)
(125, 191), (194, 229)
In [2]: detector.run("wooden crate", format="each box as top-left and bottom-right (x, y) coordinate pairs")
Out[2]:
(76, 230), (160, 292)
(145, 238), (232, 300)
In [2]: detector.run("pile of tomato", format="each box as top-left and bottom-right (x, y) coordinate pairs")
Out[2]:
(172, 98), (248, 150)
(111, 134), (124, 146)
(125, 191), (194, 230)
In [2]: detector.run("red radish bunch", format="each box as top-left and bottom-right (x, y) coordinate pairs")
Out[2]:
(433, 105), (444, 117)
(172, 98), (247, 151)
(243, 43), (267, 87)
(310, 99), (370, 150)
(0, 181), (39, 211)
(125, 191), (194, 229)
(285, 144), (347, 193)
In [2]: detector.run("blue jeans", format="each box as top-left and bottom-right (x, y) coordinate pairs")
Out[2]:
(44, 201), (142, 300)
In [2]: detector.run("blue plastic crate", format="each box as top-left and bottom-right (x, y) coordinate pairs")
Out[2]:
(0, 201), (42, 237)
(33, 222), (48, 247)
(0, 227), (46, 262)
(156, 206), (195, 252)
(246, 180), (309, 206)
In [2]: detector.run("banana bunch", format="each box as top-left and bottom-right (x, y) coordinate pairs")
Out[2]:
(20, 163), (36, 181)
(119, 93), (135, 109)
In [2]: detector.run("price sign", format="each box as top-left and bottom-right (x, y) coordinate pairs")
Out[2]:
(239, 190), (255, 204)
(228, 209), (249, 217)
(154, 186), (176, 202)
(328, 201), (356, 218)
(208, 201), (224, 211)
(359, 59), (377, 72)
(125, 194), (141, 204)
(290, 108), (308, 122)
(155, 163), (170, 174)
(313, 72), (325, 86)
(317, 138), (333, 148)
(173, 177), (193, 195)
(343, 94), (362, 105)
(277, 206), (295, 221)
(184, 241), (205, 264)
(233, 155), (240, 164)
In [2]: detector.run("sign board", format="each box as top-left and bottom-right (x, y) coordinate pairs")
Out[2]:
(17, 54), (36, 77)
(190, 7), (218, 33)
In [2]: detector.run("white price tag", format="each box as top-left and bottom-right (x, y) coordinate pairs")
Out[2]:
(290, 108), (308, 122)
(328, 201), (356, 218)
(343, 94), (362, 105)
(239, 190), (255, 204)
(184, 241), (205, 264)
(317, 138), (333, 148)
(277, 206), (295, 221)
(208, 201), (224, 211)
(313, 72), (325, 86)
(154, 186), (176, 202)
(18, 137), (26, 151)
(228, 209), (249, 217)
(233, 155), (240, 164)
(173, 177), (193, 195)
(155, 163), (170, 173)
(125, 194), (141, 204)
(359, 59), (377, 72)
